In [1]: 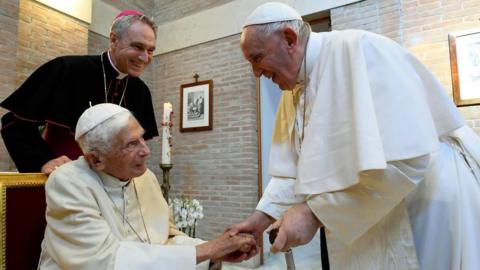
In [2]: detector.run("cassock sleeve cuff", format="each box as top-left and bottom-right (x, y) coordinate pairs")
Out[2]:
(256, 177), (305, 220)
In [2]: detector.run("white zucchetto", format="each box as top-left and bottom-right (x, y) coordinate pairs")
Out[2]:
(243, 2), (302, 27)
(75, 103), (129, 140)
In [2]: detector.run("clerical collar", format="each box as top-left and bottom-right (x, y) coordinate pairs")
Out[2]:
(107, 51), (128, 79)
(98, 170), (131, 188)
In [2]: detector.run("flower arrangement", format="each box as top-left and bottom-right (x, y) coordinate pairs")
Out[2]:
(169, 196), (204, 238)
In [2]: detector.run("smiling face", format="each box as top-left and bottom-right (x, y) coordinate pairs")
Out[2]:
(241, 26), (301, 90)
(100, 117), (151, 180)
(109, 20), (156, 77)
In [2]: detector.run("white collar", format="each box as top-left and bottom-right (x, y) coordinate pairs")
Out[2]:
(107, 51), (128, 79)
(98, 170), (131, 188)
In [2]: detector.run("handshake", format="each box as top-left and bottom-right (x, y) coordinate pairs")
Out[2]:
(195, 231), (257, 266)
(194, 204), (322, 268)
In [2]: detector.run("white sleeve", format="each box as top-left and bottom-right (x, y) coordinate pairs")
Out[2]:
(256, 177), (305, 219)
(307, 154), (430, 244)
(42, 170), (199, 270)
(116, 237), (208, 270)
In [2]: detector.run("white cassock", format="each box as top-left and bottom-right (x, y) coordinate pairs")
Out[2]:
(258, 30), (480, 269)
(38, 157), (209, 270)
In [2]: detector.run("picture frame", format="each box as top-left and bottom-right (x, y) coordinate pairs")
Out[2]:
(448, 29), (480, 106)
(180, 80), (213, 132)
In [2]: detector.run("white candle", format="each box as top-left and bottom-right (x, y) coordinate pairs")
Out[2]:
(161, 102), (173, 164)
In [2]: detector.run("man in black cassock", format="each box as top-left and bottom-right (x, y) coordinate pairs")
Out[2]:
(1, 10), (158, 174)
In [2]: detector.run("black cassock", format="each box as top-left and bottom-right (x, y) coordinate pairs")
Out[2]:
(1, 52), (158, 172)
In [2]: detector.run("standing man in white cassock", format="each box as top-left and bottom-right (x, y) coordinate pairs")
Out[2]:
(38, 103), (255, 270)
(229, 2), (480, 269)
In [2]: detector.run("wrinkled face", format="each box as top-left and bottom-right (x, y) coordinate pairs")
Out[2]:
(241, 26), (298, 90)
(110, 21), (156, 77)
(102, 118), (151, 180)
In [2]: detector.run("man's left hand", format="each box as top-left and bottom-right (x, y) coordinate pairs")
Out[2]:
(41, 155), (72, 175)
(270, 202), (322, 253)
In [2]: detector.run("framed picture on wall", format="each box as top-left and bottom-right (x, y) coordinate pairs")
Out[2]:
(448, 29), (480, 106)
(180, 80), (213, 132)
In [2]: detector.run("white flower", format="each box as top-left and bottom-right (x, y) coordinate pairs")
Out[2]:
(169, 196), (204, 237)
(178, 221), (187, 228)
(192, 199), (200, 206)
(180, 208), (188, 218)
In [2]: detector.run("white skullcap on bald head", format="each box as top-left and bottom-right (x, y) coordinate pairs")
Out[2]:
(75, 103), (129, 140)
(243, 2), (302, 27)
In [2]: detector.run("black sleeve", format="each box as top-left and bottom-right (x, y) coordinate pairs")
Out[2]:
(141, 86), (159, 140)
(1, 113), (54, 172)
(1, 57), (73, 123)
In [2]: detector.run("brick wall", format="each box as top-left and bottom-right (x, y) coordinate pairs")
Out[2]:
(88, 31), (109, 55)
(331, 0), (403, 42)
(16, 0), (89, 85)
(153, 0), (236, 23)
(0, 0), (19, 170)
(103, 0), (154, 15)
(151, 35), (258, 239)
(331, 0), (480, 133)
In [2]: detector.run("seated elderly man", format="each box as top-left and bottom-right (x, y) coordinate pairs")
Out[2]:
(38, 103), (255, 270)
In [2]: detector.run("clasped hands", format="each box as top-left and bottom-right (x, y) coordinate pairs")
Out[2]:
(197, 203), (321, 263)
(227, 202), (322, 256)
(201, 202), (321, 264)
(196, 232), (257, 265)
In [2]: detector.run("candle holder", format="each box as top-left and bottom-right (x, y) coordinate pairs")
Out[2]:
(159, 163), (173, 201)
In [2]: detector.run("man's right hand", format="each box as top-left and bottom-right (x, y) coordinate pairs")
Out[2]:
(41, 155), (72, 175)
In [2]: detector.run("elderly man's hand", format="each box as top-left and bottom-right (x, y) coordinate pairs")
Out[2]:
(215, 233), (258, 263)
(270, 202), (322, 253)
(41, 155), (72, 175)
(196, 232), (256, 264)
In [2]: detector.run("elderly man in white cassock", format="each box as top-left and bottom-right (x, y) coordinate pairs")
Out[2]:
(229, 2), (480, 270)
(38, 103), (255, 270)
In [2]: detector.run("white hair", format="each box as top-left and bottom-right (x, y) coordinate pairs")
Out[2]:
(111, 14), (157, 39)
(248, 20), (311, 41)
(76, 111), (132, 154)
